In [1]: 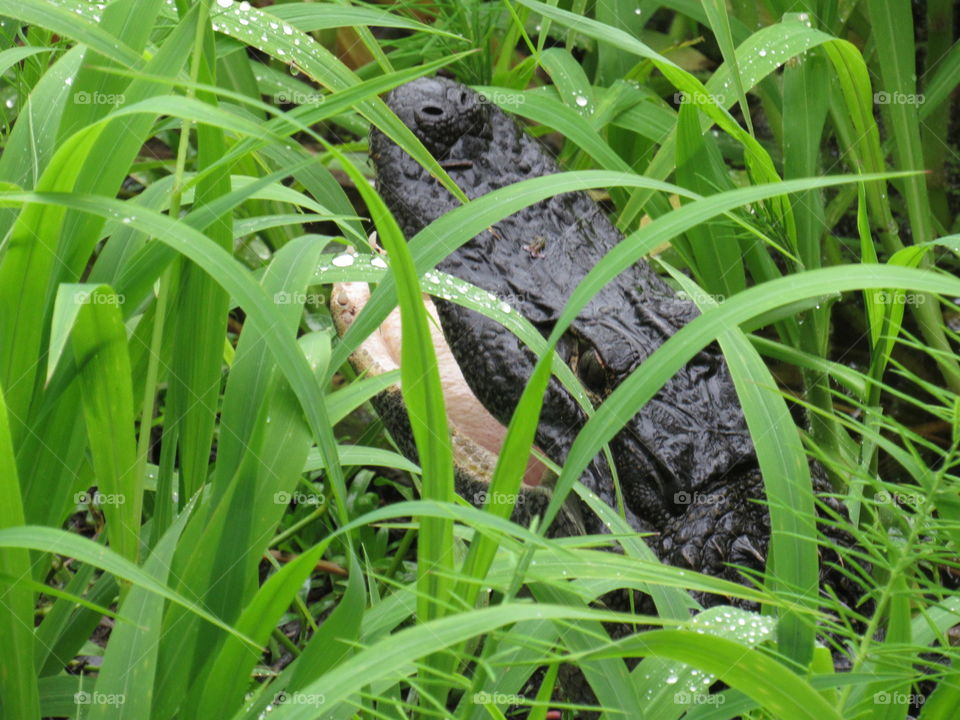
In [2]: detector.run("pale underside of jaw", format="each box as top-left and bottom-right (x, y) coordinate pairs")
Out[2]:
(332, 280), (549, 487)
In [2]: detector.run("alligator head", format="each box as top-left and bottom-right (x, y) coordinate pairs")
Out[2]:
(366, 76), (759, 541)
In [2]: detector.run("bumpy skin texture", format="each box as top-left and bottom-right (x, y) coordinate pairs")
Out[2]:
(369, 77), (858, 607)
(369, 386), (587, 539)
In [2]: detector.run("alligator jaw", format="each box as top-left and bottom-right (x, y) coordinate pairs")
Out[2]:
(330, 280), (550, 487)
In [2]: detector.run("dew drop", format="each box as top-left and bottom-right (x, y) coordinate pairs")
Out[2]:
(215, 0), (233, 7)
(332, 254), (355, 267)
(371, 256), (388, 269)
(665, 674), (679, 685)
(759, 49), (768, 57)
(575, 95), (589, 107)
(283, 24), (294, 35)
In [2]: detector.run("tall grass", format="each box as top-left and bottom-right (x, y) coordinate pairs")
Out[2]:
(0, 1), (958, 718)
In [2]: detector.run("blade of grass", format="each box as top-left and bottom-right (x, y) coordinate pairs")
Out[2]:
(69, 284), (140, 566)
(701, 0), (753, 135)
(594, 630), (842, 720)
(660, 266), (816, 666)
(87, 498), (196, 720)
(332, 143), (456, 708)
(0, 190), (349, 528)
(0, 526), (258, 646)
(866, 0), (960, 393)
(0, 383), (39, 718)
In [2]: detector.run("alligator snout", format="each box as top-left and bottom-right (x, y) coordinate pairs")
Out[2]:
(387, 77), (488, 155)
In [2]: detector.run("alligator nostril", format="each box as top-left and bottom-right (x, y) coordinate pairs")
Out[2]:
(420, 105), (443, 116)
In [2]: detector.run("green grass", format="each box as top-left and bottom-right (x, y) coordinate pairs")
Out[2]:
(0, 0), (959, 718)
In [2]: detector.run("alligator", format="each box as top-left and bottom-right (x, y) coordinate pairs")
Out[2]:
(335, 76), (862, 609)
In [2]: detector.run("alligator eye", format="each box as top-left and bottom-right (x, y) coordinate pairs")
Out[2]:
(420, 105), (444, 116)
(578, 346), (606, 393)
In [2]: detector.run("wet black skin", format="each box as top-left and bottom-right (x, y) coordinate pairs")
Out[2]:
(368, 77), (854, 596)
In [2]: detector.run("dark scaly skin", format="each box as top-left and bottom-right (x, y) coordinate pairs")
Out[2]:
(368, 77), (862, 608)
